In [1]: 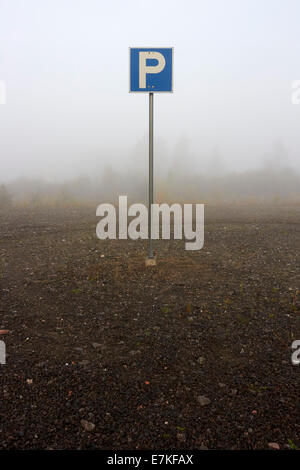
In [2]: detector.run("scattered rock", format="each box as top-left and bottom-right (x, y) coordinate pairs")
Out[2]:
(177, 433), (186, 442)
(80, 419), (95, 432)
(197, 395), (211, 406)
(268, 442), (280, 450)
(0, 330), (10, 335)
(92, 342), (101, 349)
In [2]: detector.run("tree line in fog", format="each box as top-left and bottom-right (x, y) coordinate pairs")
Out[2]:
(1, 165), (300, 208)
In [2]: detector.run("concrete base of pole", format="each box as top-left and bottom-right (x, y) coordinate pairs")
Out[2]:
(145, 257), (157, 267)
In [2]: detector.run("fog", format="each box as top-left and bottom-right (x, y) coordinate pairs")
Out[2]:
(0, 0), (300, 201)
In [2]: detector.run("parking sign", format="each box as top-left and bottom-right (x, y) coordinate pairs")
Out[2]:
(129, 47), (174, 263)
(130, 48), (173, 92)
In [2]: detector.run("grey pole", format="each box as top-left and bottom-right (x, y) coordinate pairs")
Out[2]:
(148, 92), (154, 258)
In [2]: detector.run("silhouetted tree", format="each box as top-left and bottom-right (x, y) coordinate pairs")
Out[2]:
(0, 184), (12, 208)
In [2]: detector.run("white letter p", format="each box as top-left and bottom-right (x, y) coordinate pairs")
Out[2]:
(139, 52), (165, 89)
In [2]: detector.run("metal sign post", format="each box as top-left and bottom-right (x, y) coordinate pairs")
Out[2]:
(148, 92), (154, 259)
(129, 47), (173, 264)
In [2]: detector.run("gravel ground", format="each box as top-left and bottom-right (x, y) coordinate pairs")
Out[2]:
(0, 204), (299, 450)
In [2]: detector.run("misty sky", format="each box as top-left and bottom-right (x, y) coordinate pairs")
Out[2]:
(0, 0), (300, 182)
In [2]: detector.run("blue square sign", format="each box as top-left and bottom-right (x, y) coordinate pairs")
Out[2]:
(130, 47), (173, 93)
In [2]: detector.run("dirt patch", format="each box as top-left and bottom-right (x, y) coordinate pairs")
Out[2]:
(0, 204), (299, 449)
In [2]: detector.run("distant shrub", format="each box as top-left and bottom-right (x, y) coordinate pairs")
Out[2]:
(0, 184), (12, 208)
